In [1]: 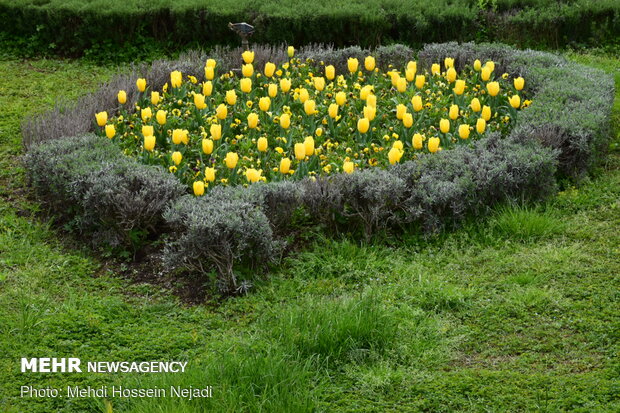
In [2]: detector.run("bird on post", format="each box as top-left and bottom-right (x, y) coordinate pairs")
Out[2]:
(228, 22), (255, 36)
(228, 22), (255, 50)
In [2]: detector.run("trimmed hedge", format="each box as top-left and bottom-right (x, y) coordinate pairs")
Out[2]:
(22, 43), (615, 294)
(1, 0), (619, 59)
(24, 134), (185, 250)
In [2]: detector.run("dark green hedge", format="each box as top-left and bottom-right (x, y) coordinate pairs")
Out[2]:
(22, 43), (615, 294)
(1, 0), (619, 59)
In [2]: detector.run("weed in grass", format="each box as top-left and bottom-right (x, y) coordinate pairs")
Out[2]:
(267, 293), (396, 365)
(491, 204), (565, 242)
(122, 347), (320, 413)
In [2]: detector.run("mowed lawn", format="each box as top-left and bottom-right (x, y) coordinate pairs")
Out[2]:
(0, 53), (618, 412)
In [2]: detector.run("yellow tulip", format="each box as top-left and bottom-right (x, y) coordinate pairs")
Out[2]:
(225, 90), (237, 106)
(357, 117), (370, 134)
(210, 123), (222, 140)
(411, 95), (423, 112)
(224, 152), (239, 169)
(280, 78), (292, 93)
(141, 107), (151, 122)
(367, 94), (377, 108)
(325, 65), (335, 80)
(246, 168), (261, 183)
(142, 125), (154, 137)
(396, 104), (407, 120)
(136, 78), (146, 92)
(446, 67), (457, 83)
(476, 118), (486, 134)
(449, 104), (459, 120)
(247, 113), (259, 129)
(458, 124), (470, 139)
(204, 66), (215, 80)
(347, 58), (359, 73)
(216, 104), (227, 120)
(304, 99), (316, 116)
(328, 103), (339, 119)
(242, 50), (254, 64)
(155, 110), (166, 125)
(485, 61), (495, 72)
(412, 133), (423, 150)
(439, 118), (450, 134)
(514, 77), (525, 91)
(360, 85), (373, 100)
(509, 95), (521, 109)
(240, 78), (252, 93)
(257, 137), (268, 152)
(313, 76), (325, 91)
(470, 98), (481, 112)
(105, 124), (115, 139)
(304, 136), (315, 156)
(205, 167), (216, 182)
(172, 129), (185, 145)
(428, 137), (440, 153)
(117, 90), (127, 104)
(403, 113), (413, 128)
(364, 56), (376, 71)
(280, 157), (291, 174)
(444, 57), (455, 69)
(95, 111), (107, 126)
(473, 59), (481, 71)
(171, 151), (183, 165)
(268, 83), (278, 98)
(193, 181), (205, 196)
(203, 81), (213, 96)
(202, 138), (213, 154)
(335, 91), (346, 106)
(396, 77), (407, 92)
(481, 105), (492, 121)
(287, 46), (295, 58)
(407, 61), (417, 73)
(453, 79), (466, 95)
(481, 66), (492, 81)
(299, 88), (309, 103)
(258, 97), (270, 112)
(264, 62), (276, 77)
(405, 68), (415, 82)
(170, 71), (182, 88)
(415, 75), (426, 89)
(280, 113), (291, 129)
(206, 58), (216, 68)
(431, 64), (440, 75)
(343, 161), (354, 174)
(143, 135), (156, 152)
(294, 143), (306, 160)
(389, 72), (400, 87)
(392, 140), (403, 150)
(363, 105), (376, 121)
(151, 91), (160, 105)
(194, 93), (207, 110)
(388, 147), (403, 165)
(242, 64), (253, 77)
(487, 81), (500, 97)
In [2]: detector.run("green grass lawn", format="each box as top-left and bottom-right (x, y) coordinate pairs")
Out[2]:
(0, 53), (619, 412)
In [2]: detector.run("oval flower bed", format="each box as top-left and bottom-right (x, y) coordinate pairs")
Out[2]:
(23, 43), (614, 294)
(94, 48), (529, 195)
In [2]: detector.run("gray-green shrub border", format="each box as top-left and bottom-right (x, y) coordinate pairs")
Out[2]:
(21, 43), (615, 294)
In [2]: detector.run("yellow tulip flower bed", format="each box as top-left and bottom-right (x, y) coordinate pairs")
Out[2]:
(95, 48), (529, 196)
